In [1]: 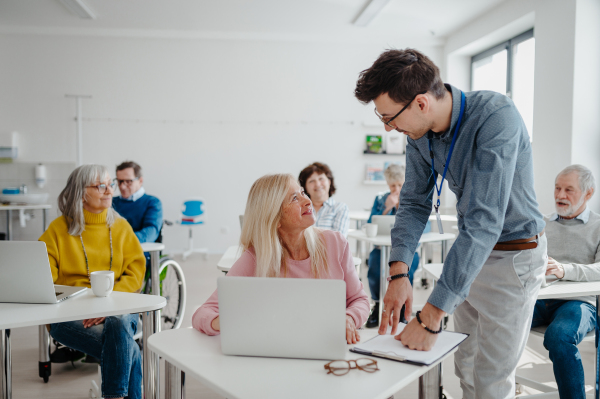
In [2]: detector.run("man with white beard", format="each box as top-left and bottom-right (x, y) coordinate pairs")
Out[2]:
(531, 164), (599, 399)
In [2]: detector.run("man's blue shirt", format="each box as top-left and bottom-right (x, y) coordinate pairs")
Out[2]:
(390, 84), (545, 314)
(113, 191), (163, 243)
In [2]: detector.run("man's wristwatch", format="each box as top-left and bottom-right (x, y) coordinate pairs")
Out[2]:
(386, 273), (409, 282)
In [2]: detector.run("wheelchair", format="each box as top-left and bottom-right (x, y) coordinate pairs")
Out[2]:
(38, 220), (187, 385)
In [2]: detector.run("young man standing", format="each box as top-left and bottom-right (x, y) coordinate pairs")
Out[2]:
(354, 49), (546, 398)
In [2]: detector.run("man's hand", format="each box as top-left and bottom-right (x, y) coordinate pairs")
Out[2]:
(346, 315), (360, 344)
(211, 316), (220, 331)
(83, 317), (105, 328)
(395, 303), (444, 351)
(546, 257), (565, 279)
(379, 261), (412, 335)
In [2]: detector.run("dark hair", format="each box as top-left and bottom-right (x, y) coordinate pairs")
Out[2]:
(354, 48), (446, 105)
(298, 162), (336, 198)
(116, 161), (143, 178)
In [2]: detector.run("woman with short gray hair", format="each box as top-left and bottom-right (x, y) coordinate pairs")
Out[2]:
(39, 164), (145, 399)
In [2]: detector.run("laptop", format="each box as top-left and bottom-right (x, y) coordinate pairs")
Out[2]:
(218, 277), (347, 360)
(0, 241), (87, 304)
(541, 274), (560, 288)
(371, 215), (396, 236)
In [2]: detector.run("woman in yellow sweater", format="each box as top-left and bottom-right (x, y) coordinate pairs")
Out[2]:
(39, 164), (145, 399)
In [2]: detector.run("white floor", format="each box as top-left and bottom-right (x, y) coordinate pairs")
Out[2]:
(7, 251), (598, 398)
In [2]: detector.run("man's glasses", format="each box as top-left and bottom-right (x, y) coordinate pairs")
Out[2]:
(374, 91), (426, 128)
(114, 177), (140, 187)
(324, 358), (379, 376)
(87, 182), (116, 194)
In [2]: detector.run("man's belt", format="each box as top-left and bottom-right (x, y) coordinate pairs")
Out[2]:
(493, 231), (545, 251)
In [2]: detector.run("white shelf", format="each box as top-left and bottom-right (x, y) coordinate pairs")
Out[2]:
(363, 180), (387, 185)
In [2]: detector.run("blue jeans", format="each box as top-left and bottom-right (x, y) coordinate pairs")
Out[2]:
(50, 314), (142, 399)
(368, 248), (418, 301)
(531, 299), (596, 399)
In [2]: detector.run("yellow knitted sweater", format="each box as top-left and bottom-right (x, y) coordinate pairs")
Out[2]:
(39, 209), (145, 293)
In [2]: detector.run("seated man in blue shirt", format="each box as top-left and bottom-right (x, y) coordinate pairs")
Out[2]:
(531, 164), (599, 399)
(366, 164), (431, 328)
(112, 161), (163, 245)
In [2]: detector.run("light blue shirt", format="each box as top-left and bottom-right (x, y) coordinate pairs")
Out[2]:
(548, 206), (590, 224)
(122, 187), (145, 202)
(315, 198), (350, 237)
(390, 84), (545, 314)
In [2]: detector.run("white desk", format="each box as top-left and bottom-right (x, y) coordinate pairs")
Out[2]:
(347, 231), (456, 323)
(0, 204), (51, 240)
(423, 263), (600, 398)
(148, 327), (455, 399)
(0, 290), (166, 399)
(349, 210), (371, 229)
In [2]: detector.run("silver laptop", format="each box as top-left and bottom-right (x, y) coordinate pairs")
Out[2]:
(371, 215), (396, 236)
(218, 277), (346, 360)
(0, 241), (87, 304)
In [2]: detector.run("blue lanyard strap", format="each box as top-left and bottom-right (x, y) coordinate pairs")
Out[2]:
(428, 91), (465, 210)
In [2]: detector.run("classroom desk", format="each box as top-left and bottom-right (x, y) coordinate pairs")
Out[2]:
(422, 263), (600, 399)
(0, 290), (166, 399)
(0, 204), (51, 240)
(148, 327), (455, 399)
(347, 231), (456, 323)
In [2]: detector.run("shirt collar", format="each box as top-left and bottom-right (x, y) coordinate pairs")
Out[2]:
(122, 186), (145, 202)
(549, 205), (590, 224)
(429, 84), (462, 143)
(323, 197), (334, 208)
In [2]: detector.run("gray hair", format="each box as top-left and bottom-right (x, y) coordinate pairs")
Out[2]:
(557, 164), (596, 194)
(384, 164), (405, 184)
(58, 164), (119, 236)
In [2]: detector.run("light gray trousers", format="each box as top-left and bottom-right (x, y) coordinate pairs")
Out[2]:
(454, 235), (547, 399)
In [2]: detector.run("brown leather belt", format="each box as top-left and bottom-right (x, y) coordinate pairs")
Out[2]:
(493, 231), (545, 251)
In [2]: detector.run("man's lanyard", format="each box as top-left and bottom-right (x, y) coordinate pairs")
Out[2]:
(427, 91), (465, 234)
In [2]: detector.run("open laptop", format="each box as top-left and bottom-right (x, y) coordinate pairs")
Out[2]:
(218, 277), (346, 360)
(542, 274), (560, 288)
(0, 241), (87, 304)
(371, 215), (396, 236)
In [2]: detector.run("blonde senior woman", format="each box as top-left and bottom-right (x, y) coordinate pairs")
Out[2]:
(39, 164), (145, 399)
(193, 174), (370, 343)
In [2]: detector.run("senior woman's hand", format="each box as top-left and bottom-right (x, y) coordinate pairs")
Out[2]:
(346, 315), (360, 344)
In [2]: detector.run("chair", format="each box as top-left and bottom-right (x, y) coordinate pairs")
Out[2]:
(181, 198), (208, 261)
(515, 326), (595, 397)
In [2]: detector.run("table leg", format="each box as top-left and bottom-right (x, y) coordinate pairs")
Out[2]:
(142, 310), (160, 399)
(1, 329), (11, 399)
(165, 360), (185, 399)
(42, 209), (47, 232)
(38, 325), (51, 382)
(441, 241), (447, 263)
(150, 250), (162, 330)
(419, 363), (441, 399)
(595, 295), (599, 399)
(378, 246), (388, 323)
(6, 211), (11, 241)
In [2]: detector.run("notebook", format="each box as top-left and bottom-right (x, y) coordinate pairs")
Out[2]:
(351, 323), (468, 366)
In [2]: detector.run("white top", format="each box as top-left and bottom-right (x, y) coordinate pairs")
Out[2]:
(0, 290), (166, 330)
(347, 231), (456, 247)
(0, 204), (51, 210)
(149, 327), (456, 399)
(140, 242), (166, 252)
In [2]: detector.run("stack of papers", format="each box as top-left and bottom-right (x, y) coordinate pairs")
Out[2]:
(351, 323), (468, 366)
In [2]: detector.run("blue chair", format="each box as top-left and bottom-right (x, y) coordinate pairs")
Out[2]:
(181, 199), (208, 261)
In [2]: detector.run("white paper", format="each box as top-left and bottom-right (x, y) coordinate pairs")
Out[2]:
(353, 323), (468, 365)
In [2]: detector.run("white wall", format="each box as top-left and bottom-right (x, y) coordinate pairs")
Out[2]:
(443, 0), (600, 214)
(0, 33), (442, 252)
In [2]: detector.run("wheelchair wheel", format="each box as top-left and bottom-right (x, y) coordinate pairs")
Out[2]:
(158, 259), (186, 330)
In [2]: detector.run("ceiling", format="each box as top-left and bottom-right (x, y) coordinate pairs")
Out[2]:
(0, 0), (507, 45)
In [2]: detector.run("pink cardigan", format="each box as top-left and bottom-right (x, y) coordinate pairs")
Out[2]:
(192, 230), (370, 335)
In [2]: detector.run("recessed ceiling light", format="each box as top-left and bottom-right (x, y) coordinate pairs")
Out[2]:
(353, 0), (392, 27)
(59, 0), (96, 20)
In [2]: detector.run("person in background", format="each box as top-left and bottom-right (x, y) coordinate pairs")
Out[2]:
(532, 165), (599, 399)
(298, 162), (350, 237)
(39, 164), (145, 399)
(192, 174), (369, 343)
(112, 161), (162, 244)
(365, 163), (431, 328)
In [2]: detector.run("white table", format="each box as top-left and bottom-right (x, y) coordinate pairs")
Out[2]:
(423, 263), (600, 399)
(217, 245), (362, 275)
(347, 231), (456, 323)
(0, 204), (51, 240)
(148, 327), (455, 399)
(349, 210), (371, 229)
(0, 290), (166, 399)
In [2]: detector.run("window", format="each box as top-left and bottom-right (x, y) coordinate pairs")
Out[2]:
(471, 29), (535, 140)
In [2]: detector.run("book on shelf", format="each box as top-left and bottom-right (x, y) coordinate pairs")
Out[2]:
(385, 131), (406, 154)
(365, 135), (383, 154)
(365, 162), (385, 181)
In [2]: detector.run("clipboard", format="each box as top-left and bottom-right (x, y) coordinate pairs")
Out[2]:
(350, 323), (468, 366)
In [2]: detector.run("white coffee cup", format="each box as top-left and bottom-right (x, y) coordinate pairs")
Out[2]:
(90, 271), (114, 297)
(365, 223), (378, 237)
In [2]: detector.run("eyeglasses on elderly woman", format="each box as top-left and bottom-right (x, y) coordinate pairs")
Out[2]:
(87, 181), (116, 194)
